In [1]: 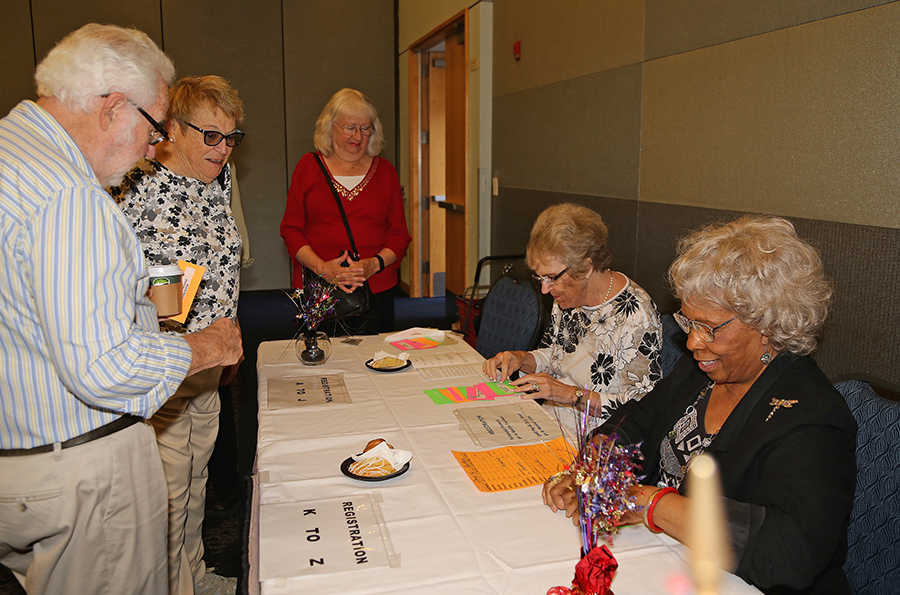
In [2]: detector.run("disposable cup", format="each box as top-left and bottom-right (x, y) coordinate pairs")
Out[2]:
(147, 264), (183, 317)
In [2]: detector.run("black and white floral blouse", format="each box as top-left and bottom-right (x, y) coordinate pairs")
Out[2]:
(532, 275), (661, 430)
(109, 159), (241, 335)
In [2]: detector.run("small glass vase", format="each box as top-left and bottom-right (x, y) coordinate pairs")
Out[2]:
(296, 330), (332, 366)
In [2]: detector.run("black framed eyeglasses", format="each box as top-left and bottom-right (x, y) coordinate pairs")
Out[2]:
(333, 121), (375, 137)
(101, 93), (169, 145)
(184, 122), (244, 147)
(531, 267), (569, 287)
(673, 310), (738, 343)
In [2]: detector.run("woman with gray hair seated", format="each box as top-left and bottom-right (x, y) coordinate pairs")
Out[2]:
(543, 215), (857, 595)
(483, 203), (661, 428)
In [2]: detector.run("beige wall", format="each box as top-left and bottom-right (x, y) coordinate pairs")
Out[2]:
(641, 2), (900, 228)
(493, 0), (900, 230)
(1, 0), (396, 292)
(493, 0), (644, 97)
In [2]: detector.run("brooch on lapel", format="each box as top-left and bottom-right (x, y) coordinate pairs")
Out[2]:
(765, 398), (798, 422)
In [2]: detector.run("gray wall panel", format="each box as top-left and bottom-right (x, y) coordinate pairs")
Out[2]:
(283, 0), (397, 175)
(161, 0), (288, 290)
(30, 0), (162, 63)
(645, 0), (892, 60)
(0, 1), (37, 117)
(493, 64), (643, 199)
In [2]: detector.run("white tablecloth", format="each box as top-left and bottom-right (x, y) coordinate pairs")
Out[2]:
(251, 335), (761, 595)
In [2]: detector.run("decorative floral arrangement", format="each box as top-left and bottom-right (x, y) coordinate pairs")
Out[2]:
(547, 399), (644, 595)
(288, 275), (338, 365)
(289, 276), (337, 334)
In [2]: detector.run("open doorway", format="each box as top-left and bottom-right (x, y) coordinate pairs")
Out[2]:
(408, 11), (468, 298)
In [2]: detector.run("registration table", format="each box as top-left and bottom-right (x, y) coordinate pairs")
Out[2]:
(250, 334), (762, 595)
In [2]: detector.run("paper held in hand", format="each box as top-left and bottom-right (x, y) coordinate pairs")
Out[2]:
(166, 260), (204, 323)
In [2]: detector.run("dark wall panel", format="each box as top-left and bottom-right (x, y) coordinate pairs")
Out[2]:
(491, 188), (639, 282)
(161, 0), (288, 290)
(636, 202), (900, 384)
(30, 0), (163, 61)
(283, 1), (397, 175)
(0, 1), (37, 117)
(645, 0), (892, 60)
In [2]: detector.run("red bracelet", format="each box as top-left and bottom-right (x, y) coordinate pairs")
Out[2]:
(644, 487), (679, 533)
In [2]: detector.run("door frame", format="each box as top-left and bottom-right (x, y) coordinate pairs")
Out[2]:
(407, 10), (468, 298)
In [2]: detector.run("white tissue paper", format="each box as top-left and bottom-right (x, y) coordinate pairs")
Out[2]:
(372, 350), (410, 363)
(352, 441), (413, 470)
(384, 327), (445, 344)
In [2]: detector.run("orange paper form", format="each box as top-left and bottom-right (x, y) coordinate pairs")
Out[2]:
(452, 436), (574, 492)
(165, 261), (205, 324)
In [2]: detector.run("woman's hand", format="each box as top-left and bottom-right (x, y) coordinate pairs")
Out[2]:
(483, 350), (528, 381)
(619, 485), (661, 527)
(542, 471), (580, 526)
(513, 374), (582, 405)
(320, 251), (366, 293)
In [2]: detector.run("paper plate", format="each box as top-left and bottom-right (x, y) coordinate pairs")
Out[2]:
(365, 358), (412, 373)
(340, 456), (410, 482)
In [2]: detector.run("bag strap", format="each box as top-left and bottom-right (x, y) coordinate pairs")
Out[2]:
(312, 152), (359, 257)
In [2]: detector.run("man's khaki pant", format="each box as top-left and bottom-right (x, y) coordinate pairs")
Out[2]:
(0, 422), (168, 594)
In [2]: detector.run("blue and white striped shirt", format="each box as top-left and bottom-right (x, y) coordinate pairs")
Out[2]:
(0, 100), (193, 449)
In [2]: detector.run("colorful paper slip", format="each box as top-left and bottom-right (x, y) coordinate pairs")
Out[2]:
(424, 381), (519, 404)
(390, 337), (441, 350)
(452, 436), (574, 492)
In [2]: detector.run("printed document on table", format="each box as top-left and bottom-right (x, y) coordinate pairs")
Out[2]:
(411, 351), (484, 380)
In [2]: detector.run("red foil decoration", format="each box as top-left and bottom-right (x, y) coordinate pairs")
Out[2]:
(547, 545), (618, 595)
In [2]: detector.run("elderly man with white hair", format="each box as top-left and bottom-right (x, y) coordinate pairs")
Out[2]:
(0, 24), (242, 594)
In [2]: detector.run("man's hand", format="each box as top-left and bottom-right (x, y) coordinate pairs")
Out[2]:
(184, 318), (242, 376)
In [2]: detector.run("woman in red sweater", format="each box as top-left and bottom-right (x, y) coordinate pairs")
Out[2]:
(281, 88), (411, 334)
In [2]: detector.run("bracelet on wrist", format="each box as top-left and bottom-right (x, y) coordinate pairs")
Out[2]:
(374, 254), (385, 272)
(643, 486), (678, 533)
(573, 386), (585, 408)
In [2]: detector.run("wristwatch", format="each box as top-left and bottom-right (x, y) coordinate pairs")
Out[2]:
(374, 254), (385, 272)
(573, 387), (585, 408)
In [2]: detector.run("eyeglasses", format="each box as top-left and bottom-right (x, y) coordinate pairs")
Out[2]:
(101, 93), (170, 145)
(184, 122), (245, 147)
(334, 122), (375, 137)
(673, 310), (738, 343)
(531, 268), (569, 287)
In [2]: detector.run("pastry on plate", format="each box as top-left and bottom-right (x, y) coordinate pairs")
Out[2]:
(348, 456), (396, 477)
(371, 356), (406, 369)
(364, 438), (393, 452)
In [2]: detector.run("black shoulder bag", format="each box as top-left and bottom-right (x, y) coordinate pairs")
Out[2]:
(312, 153), (374, 318)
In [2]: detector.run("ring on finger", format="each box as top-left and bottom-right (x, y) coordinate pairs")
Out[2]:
(531, 382), (540, 392)
(546, 471), (568, 488)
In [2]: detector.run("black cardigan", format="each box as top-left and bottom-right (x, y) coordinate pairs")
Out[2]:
(598, 353), (857, 595)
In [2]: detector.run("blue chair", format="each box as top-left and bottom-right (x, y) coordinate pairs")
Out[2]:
(475, 275), (551, 359)
(660, 313), (689, 377)
(833, 377), (900, 594)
